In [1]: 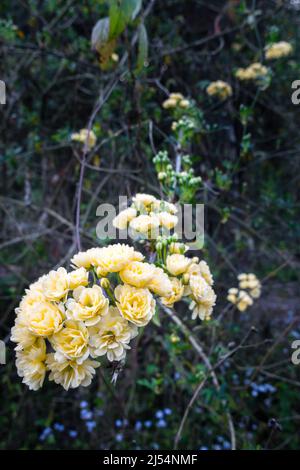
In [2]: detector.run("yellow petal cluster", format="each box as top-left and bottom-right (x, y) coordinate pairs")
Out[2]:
(235, 63), (268, 81)
(227, 273), (261, 312)
(206, 80), (232, 99)
(71, 128), (97, 149)
(162, 92), (190, 109)
(12, 243), (175, 391)
(265, 41), (293, 60)
(113, 193), (179, 239)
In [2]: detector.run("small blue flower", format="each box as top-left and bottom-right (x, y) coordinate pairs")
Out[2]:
(80, 409), (93, 420)
(86, 420), (96, 433)
(135, 421), (142, 431)
(39, 427), (52, 442)
(53, 423), (65, 432)
(164, 408), (172, 416)
(69, 430), (78, 438)
(144, 420), (152, 428)
(199, 446), (208, 451)
(115, 419), (123, 428)
(115, 433), (123, 442)
(156, 419), (167, 428)
(174, 372), (181, 380)
(155, 410), (164, 419)
(80, 400), (88, 409)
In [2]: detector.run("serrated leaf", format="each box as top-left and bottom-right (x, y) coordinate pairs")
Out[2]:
(91, 17), (110, 52)
(136, 23), (148, 73)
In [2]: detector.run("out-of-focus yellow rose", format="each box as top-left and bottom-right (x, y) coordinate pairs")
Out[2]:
(206, 80), (232, 100)
(166, 254), (191, 276)
(51, 320), (89, 363)
(162, 98), (178, 109)
(169, 92), (184, 101)
(42, 267), (69, 301)
(265, 41), (293, 60)
(46, 354), (100, 390)
(161, 277), (184, 307)
(113, 207), (137, 230)
(227, 287), (239, 304)
(179, 99), (190, 108)
(68, 267), (89, 290)
(71, 128), (97, 150)
(95, 244), (144, 276)
(236, 290), (253, 312)
(26, 300), (64, 337)
(66, 285), (109, 326)
(89, 307), (138, 362)
(236, 63), (268, 81)
(16, 338), (47, 390)
(115, 284), (155, 327)
(119, 261), (155, 288)
(147, 267), (173, 297)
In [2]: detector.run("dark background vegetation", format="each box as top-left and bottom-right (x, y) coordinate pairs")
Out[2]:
(0, 0), (299, 450)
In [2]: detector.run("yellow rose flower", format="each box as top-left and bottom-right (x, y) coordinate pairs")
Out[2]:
(179, 99), (190, 108)
(189, 275), (216, 320)
(51, 320), (89, 363)
(16, 338), (47, 391)
(71, 128), (97, 149)
(115, 284), (155, 327)
(26, 300), (64, 337)
(227, 287), (239, 304)
(129, 214), (160, 237)
(162, 98), (177, 109)
(119, 261), (155, 288)
(66, 285), (109, 326)
(158, 211), (178, 230)
(113, 207), (137, 230)
(166, 254), (191, 276)
(42, 267), (69, 301)
(161, 277), (184, 307)
(68, 267), (89, 290)
(147, 267), (173, 297)
(265, 41), (293, 60)
(95, 244), (144, 277)
(236, 290), (253, 312)
(132, 193), (157, 208)
(46, 354), (100, 390)
(89, 307), (138, 362)
(169, 92), (184, 101)
(11, 320), (37, 350)
(206, 80), (232, 99)
(71, 248), (98, 269)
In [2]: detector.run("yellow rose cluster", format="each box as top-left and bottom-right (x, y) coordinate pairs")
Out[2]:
(162, 92), (190, 110)
(265, 41), (293, 60)
(235, 62), (269, 82)
(163, 253), (216, 321)
(206, 80), (232, 100)
(11, 244), (174, 391)
(113, 193), (178, 238)
(71, 128), (97, 150)
(227, 273), (261, 312)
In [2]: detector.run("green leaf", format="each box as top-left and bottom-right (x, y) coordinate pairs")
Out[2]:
(136, 23), (148, 73)
(91, 17), (110, 52)
(109, 0), (142, 39)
